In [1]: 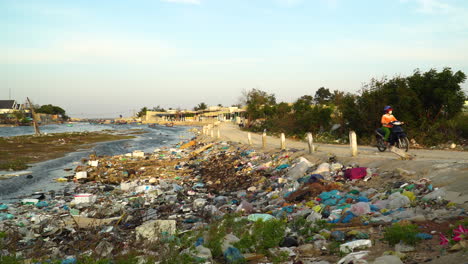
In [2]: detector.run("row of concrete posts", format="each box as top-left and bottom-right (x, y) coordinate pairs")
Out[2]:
(201, 125), (359, 157)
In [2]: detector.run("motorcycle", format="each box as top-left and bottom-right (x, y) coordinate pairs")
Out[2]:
(375, 121), (409, 152)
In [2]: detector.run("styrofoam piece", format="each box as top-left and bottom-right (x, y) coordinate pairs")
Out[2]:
(75, 171), (87, 179)
(73, 193), (97, 204)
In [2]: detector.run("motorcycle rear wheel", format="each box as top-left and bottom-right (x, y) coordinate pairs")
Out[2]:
(376, 137), (387, 152)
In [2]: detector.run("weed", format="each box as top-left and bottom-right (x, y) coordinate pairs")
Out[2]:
(383, 223), (421, 246)
(0, 159), (28, 170)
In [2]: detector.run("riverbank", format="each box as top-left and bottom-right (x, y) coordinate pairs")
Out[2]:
(0, 130), (140, 171)
(0, 129), (466, 263)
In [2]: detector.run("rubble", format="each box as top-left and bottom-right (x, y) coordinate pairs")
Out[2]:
(0, 135), (466, 263)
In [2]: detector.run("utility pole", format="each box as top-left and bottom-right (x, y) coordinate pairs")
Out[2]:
(27, 97), (41, 136)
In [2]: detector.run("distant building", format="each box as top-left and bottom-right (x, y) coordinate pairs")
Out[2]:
(0, 100), (23, 114)
(145, 106), (246, 123)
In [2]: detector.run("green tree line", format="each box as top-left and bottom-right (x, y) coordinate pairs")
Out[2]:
(242, 68), (468, 145)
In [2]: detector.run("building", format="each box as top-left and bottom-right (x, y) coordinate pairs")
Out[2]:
(145, 106), (246, 123)
(0, 100), (23, 114)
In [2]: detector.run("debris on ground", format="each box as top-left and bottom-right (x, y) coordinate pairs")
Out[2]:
(0, 133), (466, 263)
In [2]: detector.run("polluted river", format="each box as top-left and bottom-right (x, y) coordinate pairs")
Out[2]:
(0, 123), (194, 203)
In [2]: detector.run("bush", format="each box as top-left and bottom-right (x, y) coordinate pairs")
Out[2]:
(383, 223), (421, 246)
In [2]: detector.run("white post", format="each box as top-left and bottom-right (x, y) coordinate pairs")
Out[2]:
(217, 127), (220, 138)
(280, 133), (286, 150)
(247, 132), (252, 145)
(262, 132), (267, 149)
(202, 126), (206, 135)
(210, 127), (214, 138)
(349, 131), (358, 157)
(306, 133), (314, 153)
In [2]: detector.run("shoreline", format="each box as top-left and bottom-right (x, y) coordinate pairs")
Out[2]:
(0, 130), (139, 172)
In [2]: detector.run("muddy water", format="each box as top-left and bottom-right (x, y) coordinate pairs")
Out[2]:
(0, 124), (194, 202)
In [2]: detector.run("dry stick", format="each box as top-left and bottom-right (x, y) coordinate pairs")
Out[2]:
(349, 131), (358, 157)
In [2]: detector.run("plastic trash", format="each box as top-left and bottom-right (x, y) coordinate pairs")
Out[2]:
(236, 200), (254, 213)
(423, 188), (446, 201)
(388, 192), (410, 209)
(312, 163), (330, 174)
(36, 201), (49, 208)
(287, 157), (313, 180)
(247, 213), (275, 222)
(223, 247), (244, 263)
(372, 255), (403, 264)
(61, 257), (77, 264)
(331, 231), (345, 241)
(193, 198), (207, 209)
(350, 202), (371, 216)
(195, 245), (212, 260)
(415, 233), (433, 240)
(0, 204), (8, 211)
(222, 234), (241, 252)
(402, 191), (416, 202)
(338, 251), (370, 264)
(340, 239), (372, 253)
(344, 167), (367, 180)
(0, 213), (14, 221)
(306, 211), (322, 222)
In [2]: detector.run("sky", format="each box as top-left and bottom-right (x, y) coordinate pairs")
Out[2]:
(1, 0), (468, 118)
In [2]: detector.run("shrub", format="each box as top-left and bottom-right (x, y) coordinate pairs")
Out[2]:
(383, 223), (421, 246)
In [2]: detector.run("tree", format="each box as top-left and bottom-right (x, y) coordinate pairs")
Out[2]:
(293, 95), (314, 115)
(136, 107), (148, 118)
(36, 104), (69, 120)
(407, 68), (466, 121)
(217, 103), (223, 107)
(314, 87), (332, 105)
(194, 102), (208, 111)
(245, 88), (276, 122)
(151, 105), (166, 112)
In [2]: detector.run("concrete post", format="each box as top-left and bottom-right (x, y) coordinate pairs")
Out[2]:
(262, 132), (267, 149)
(210, 127), (214, 138)
(247, 132), (252, 145)
(349, 131), (358, 157)
(280, 133), (286, 150)
(306, 132), (314, 153)
(216, 127), (220, 139)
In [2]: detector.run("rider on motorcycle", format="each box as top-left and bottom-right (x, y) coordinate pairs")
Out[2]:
(381, 106), (403, 145)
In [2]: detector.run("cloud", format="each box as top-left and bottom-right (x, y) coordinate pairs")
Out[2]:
(0, 34), (176, 65)
(161, 0), (201, 4)
(415, 0), (453, 14)
(275, 0), (303, 7)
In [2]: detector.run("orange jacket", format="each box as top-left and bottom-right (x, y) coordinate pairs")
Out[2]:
(381, 114), (397, 128)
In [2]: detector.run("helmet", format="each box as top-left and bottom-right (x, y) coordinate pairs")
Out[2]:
(384, 105), (392, 112)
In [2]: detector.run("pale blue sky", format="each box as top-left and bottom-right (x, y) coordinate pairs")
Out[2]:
(1, 0), (467, 118)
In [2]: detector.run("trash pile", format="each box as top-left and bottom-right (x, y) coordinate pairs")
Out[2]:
(0, 138), (466, 264)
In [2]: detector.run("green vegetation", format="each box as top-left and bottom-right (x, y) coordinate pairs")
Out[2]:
(241, 68), (467, 146)
(383, 223), (421, 246)
(194, 102), (208, 111)
(0, 132), (135, 171)
(36, 104), (69, 120)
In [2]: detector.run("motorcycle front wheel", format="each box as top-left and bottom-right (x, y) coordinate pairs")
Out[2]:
(397, 137), (410, 152)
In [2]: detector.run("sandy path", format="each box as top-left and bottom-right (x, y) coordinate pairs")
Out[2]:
(208, 123), (468, 199)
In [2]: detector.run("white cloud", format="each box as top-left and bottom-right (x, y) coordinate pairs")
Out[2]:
(415, 0), (453, 14)
(161, 0), (201, 4)
(0, 35), (176, 65)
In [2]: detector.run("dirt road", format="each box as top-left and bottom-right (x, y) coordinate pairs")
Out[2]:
(213, 123), (468, 200)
